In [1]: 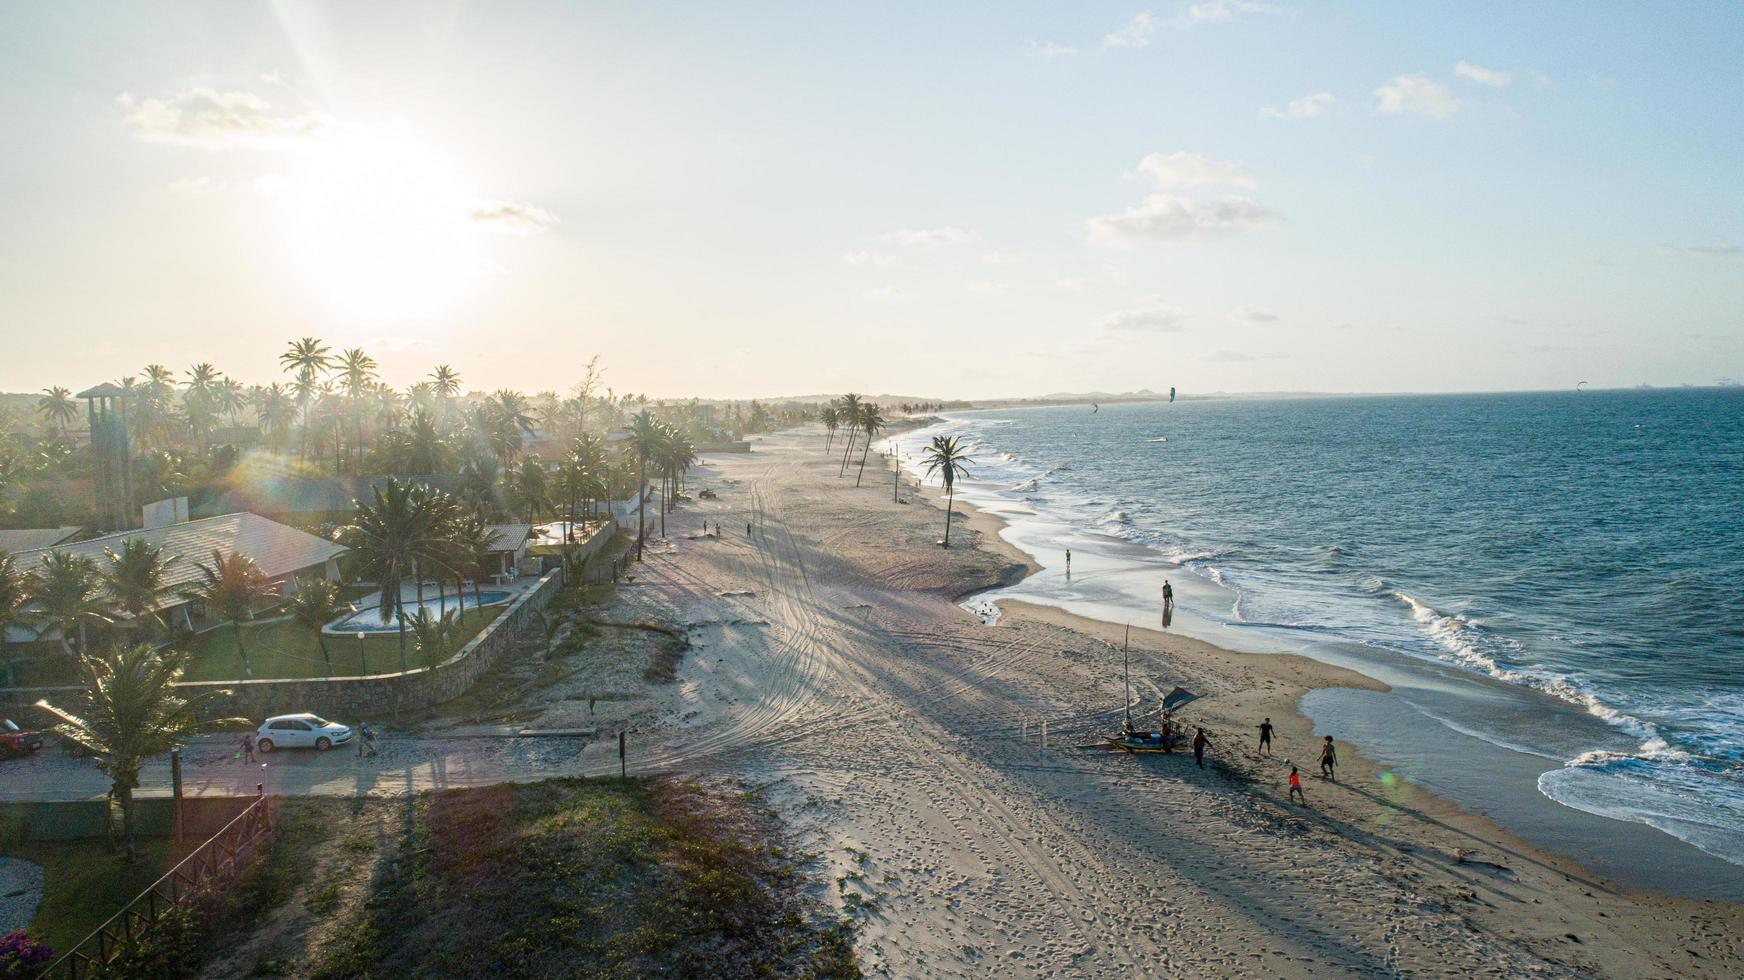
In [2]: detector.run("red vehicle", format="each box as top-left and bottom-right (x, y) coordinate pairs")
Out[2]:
(0, 719), (45, 758)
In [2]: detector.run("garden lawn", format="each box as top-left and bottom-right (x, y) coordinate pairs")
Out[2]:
(186, 606), (503, 682)
(13, 837), (173, 954)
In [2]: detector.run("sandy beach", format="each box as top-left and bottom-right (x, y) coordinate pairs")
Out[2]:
(570, 427), (1744, 978)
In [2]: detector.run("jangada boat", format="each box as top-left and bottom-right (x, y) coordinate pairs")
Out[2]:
(1096, 625), (1197, 753)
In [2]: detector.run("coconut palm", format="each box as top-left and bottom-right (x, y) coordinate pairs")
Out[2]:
(509, 458), (550, 523)
(34, 644), (245, 862)
(836, 394), (864, 477)
(406, 607), (457, 667)
(628, 410), (661, 558)
(182, 550), (274, 678)
(0, 553), (33, 684)
(447, 515), (498, 622)
(30, 549), (113, 657)
(184, 363), (222, 450)
(335, 479), (456, 703)
(337, 348), (378, 474)
(281, 337), (333, 463)
(920, 435), (975, 547)
(820, 405), (839, 451)
(854, 402), (886, 487)
(256, 382), (297, 453)
(101, 538), (181, 634)
(287, 578), (348, 676)
(430, 365), (462, 401)
(36, 386), (78, 437)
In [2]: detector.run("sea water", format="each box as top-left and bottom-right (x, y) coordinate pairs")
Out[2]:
(887, 389), (1744, 889)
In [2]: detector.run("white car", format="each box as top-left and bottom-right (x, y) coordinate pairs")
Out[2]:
(256, 713), (354, 753)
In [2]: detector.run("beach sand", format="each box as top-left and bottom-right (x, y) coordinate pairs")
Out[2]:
(583, 427), (1744, 978)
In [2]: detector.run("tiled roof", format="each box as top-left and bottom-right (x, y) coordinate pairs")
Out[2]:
(483, 524), (533, 553)
(15, 512), (346, 606)
(0, 526), (82, 553)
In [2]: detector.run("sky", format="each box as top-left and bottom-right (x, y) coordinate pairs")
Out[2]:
(1, 1), (1740, 400)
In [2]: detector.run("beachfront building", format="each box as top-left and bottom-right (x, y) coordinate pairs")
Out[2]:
(0, 526), (82, 553)
(7, 511), (346, 641)
(482, 523), (534, 583)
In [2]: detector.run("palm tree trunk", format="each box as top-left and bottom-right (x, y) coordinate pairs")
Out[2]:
(317, 632), (333, 676)
(234, 620), (252, 676)
(838, 430), (856, 476)
(636, 455), (647, 559)
(394, 616), (407, 721)
(943, 488), (955, 547)
(893, 452), (901, 502)
(117, 781), (138, 863)
(856, 438), (872, 486)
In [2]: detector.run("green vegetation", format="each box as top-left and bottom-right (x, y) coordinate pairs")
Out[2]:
(308, 778), (859, 978)
(12, 837), (173, 953)
(187, 606), (502, 681)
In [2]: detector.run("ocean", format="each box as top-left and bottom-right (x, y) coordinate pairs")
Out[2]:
(887, 388), (1744, 893)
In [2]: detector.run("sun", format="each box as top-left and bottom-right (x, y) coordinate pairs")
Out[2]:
(282, 130), (481, 321)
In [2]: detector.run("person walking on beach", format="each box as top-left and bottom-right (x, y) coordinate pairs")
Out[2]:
(238, 731), (255, 764)
(1289, 765), (1306, 804)
(1192, 727), (1213, 769)
(1319, 735), (1338, 781)
(1161, 579), (1174, 606)
(1065, 549), (1071, 576)
(1257, 717), (1274, 755)
(747, 521), (753, 538)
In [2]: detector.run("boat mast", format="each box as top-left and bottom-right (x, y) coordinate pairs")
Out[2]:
(1122, 624), (1132, 731)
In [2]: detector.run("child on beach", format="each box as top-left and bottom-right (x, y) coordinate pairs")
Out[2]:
(1257, 718), (1274, 755)
(1289, 765), (1305, 804)
(1319, 735), (1337, 781)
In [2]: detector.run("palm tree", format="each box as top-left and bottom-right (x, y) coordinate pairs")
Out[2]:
(447, 515), (497, 622)
(184, 363), (222, 450)
(0, 552), (33, 685)
(406, 607), (457, 667)
(182, 550), (274, 678)
(854, 402), (886, 487)
(34, 644), (245, 862)
(920, 435), (975, 547)
(335, 479), (456, 707)
(836, 394), (864, 477)
(820, 406), (840, 451)
(36, 386), (78, 437)
(628, 410), (661, 559)
(281, 337), (333, 463)
(430, 365), (462, 401)
(30, 550), (113, 657)
(337, 347), (378, 474)
(256, 382), (296, 453)
(287, 579), (348, 676)
(101, 538), (181, 635)
(509, 458), (550, 523)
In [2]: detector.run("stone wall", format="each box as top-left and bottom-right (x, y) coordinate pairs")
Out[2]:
(2, 568), (565, 725)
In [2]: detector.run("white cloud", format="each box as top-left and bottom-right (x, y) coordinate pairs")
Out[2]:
(979, 251), (1023, 266)
(1657, 242), (1741, 257)
(117, 88), (329, 150)
(1105, 306), (1188, 332)
(1260, 91), (1335, 120)
(1179, 0), (1281, 26)
(1103, 12), (1157, 49)
(468, 200), (560, 236)
(841, 250), (901, 268)
(1088, 194), (1278, 245)
(1374, 74), (1461, 117)
(1229, 306), (1279, 323)
(168, 173), (287, 195)
(1135, 151), (1257, 188)
(1029, 41), (1078, 59)
(1454, 61), (1514, 87)
(879, 226), (979, 247)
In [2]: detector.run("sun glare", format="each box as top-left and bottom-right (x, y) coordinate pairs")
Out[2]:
(283, 131), (480, 321)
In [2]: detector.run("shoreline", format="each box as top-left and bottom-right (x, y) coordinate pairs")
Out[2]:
(885, 431), (1743, 909)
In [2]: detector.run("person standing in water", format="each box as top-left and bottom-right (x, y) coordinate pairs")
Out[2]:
(1065, 548), (1071, 576)
(1192, 727), (1213, 769)
(1319, 735), (1338, 781)
(1161, 579), (1174, 605)
(1257, 717), (1274, 755)
(1289, 765), (1306, 804)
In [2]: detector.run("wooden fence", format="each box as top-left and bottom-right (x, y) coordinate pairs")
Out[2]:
(38, 791), (275, 979)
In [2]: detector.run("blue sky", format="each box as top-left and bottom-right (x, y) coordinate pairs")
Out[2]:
(0, 1), (1739, 399)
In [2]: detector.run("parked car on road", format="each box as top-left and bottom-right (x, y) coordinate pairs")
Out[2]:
(256, 714), (354, 753)
(0, 720), (44, 758)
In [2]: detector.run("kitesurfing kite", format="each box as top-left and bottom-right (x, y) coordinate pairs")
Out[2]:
(1092, 403), (1099, 413)
(1577, 381), (1589, 391)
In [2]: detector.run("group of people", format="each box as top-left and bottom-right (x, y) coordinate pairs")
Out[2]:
(1255, 717), (1337, 804)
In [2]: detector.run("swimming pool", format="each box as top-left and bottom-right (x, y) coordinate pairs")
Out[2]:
(324, 590), (514, 634)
